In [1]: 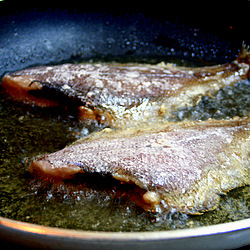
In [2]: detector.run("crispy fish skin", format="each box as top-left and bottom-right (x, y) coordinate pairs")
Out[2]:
(30, 117), (250, 214)
(1, 47), (249, 127)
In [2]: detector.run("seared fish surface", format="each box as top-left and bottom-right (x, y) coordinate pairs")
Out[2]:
(31, 117), (250, 214)
(1, 46), (250, 214)
(1, 47), (249, 127)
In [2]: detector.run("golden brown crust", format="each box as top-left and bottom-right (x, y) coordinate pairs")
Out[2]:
(1, 48), (249, 127)
(3, 47), (250, 214)
(30, 118), (250, 214)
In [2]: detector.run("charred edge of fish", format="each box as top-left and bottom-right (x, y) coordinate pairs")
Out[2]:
(28, 80), (113, 125)
(28, 80), (92, 110)
(30, 170), (152, 211)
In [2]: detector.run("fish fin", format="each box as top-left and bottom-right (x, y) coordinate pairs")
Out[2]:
(236, 42), (250, 65)
(236, 42), (250, 78)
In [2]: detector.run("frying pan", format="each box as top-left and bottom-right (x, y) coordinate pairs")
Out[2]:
(0, 1), (249, 249)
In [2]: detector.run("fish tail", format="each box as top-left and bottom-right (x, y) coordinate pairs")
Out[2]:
(237, 42), (250, 64)
(236, 42), (250, 78)
(237, 43), (250, 62)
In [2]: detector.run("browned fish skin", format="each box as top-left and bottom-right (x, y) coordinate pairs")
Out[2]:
(1, 47), (249, 127)
(2, 47), (249, 215)
(30, 117), (250, 214)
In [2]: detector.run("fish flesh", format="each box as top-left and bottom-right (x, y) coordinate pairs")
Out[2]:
(1, 46), (249, 128)
(30, 117), (250, 214)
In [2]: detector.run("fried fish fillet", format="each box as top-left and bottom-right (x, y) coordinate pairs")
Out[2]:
(2, 47), (249, 215)
(1, 47), (249, 127)
(30, 117), (250, 214)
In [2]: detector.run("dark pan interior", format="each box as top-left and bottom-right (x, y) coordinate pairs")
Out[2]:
(1, 1), (249, 77)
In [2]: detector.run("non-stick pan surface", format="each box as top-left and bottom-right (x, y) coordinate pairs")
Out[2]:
(0, 2), (249, 249)
(1, 1), (249, 78)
